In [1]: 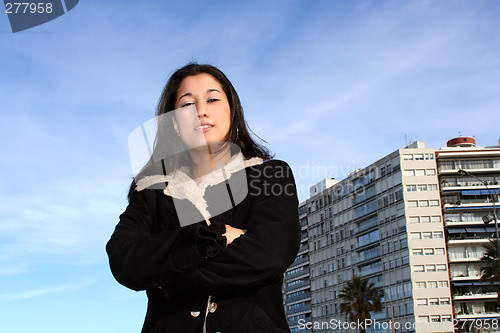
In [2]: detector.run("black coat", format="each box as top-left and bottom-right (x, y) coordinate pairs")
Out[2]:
(106, 159), (301, 333)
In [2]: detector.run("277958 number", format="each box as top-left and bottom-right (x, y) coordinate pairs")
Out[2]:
(454, 318), (499, 330)
(5, 2), (53, 14)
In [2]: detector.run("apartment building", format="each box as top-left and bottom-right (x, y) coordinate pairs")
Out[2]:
(283, 201), (313, 332)
(284, 141), (457, 332)
(436, 136), (500, 332)
(283, 180), (340, 332)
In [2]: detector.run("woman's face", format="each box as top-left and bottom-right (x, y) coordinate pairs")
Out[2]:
(173, 73), (231, 148)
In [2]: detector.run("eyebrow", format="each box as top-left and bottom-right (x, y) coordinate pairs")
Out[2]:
(177, 89), (222, 102)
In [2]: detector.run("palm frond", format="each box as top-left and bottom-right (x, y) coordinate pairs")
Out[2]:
(338, 276), (382, 328)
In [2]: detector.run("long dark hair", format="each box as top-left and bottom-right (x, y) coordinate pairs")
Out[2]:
(128, 63), (272, 199)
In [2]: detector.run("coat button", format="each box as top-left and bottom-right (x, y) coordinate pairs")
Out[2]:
(190, 311), (200, 317)
(209, 302), (217, 313)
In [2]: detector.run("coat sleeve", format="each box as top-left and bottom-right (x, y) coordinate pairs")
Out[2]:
(174, 160), (301, 295)
(106, 189), (207, 292)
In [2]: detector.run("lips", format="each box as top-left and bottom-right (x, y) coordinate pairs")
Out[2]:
(196, 123), (214, 132)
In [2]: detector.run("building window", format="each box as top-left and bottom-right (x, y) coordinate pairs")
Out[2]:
(433, 232), (444, 239)
(412, 249), (423, 256)
(406, 185), (417, 192)
(413, 169), (425, 176)
(416, 299), (428, 306)
(435, 248), (445, 255)
(406, 302), (414, 315)
(414, 265), (424, 272)
(418, 316), (429, 323)
(416, 282), (426, 288)
(409, 216), (419, 223)
(400, 238), (408, 249)
(428, 281), (438, 288)
(439, 281), (449, 288)
(440, 298), (451, 305)
(420, 216), (431, 223)
(436, 264), (447, 271)
(430, 315), (441, 322)
(395, 189), (404, 201)
(424, 248), (434, 255)
(425, 265), (436, 272)
(431, 215), (442, 222)
(429, 298), (439, 305)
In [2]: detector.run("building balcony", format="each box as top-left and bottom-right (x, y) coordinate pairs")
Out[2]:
(286, 269), (309, 282)
(453, 292), (498, 301)
(448, 239), (489, 246)
(297, 243), (309, 255)
(448, 256), (483, 263)
(454, 312), (500, 321)
(357, 238), (380, 249)
(359, 266), (383, 277)
(287, 292), (311, 304)
(439, 166), (500, 176)
(451, 274), (482, 281)
(287, 279), (310, 293)
(355, 217), (379, 235)
(356, 252), (382, 265)
(289, 256), (310, 269)
(443, 202), (498, 212)
(440, 181), (500, 189)
(453, 282), (499, 301)
(288, 316), (312, 330)
(443, 200), (497, 208)
(454, 299), (500, 320)
(287, 303), (312, 315)
(445, 220), (491, 227)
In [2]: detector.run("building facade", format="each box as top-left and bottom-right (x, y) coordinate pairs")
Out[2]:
(284, 139), (500, 332)
(436, 137), (500, 332)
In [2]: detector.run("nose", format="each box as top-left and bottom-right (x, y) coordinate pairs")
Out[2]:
(196, 101), (208, 118)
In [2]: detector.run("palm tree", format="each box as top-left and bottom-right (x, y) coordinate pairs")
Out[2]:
(479, 240), (500, 305)
(339, 276), (382, 333)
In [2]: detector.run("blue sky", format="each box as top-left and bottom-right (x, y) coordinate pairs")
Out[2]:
(1, 1), (499, 331)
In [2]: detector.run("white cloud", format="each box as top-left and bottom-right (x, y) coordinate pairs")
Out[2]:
(4, 277), (98, 300)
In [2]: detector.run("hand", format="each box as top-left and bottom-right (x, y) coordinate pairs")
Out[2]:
(223, 225), (246, 245)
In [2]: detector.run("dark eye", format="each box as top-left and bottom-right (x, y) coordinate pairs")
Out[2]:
(182, 101), (195, 107)
(207, 98), (219, 103)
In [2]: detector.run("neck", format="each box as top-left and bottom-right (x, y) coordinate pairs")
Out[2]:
(189, 143), (232, 182)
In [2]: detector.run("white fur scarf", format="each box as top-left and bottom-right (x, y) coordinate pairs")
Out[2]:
(135, 153), (263, 225)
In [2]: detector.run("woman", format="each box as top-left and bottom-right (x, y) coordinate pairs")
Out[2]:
(106, 63), (300, 333)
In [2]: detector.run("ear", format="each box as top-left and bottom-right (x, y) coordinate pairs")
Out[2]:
(172, 115), (180, 136)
